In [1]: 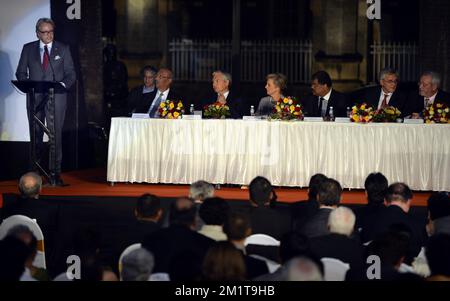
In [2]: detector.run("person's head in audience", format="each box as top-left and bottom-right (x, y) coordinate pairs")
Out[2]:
(364, 172), (388, 205)
(286, 256), (324, 281)
(425, 233), (450, 280)
(426, 192), (450, 236)
(384, 182), (413, 213)
(199, 197), (230, 226)
(265, 73), (287, 101)
(328, 206), (355, 237)
(279, 231), (311, 264)
(202, 241), (247, 281)
(317, 178), (342, 208)
(140, 65), (157, 89)
(0, 236), (29, 280)
(307, 173), (328, 201)
(223, 211), (252, 249)
(7, 225), (38, 272)
(379, 68), (399, 94)
(249, 176), (276, 207)
(18, 172), (42, 199)
(155, 68), (173, 93)
(169, 197), (197, 230)
(189, 180), (215, 203)
(121, 248), (154, 281)
(367, 230), (410, 270)
(311, 71), (332, 97)
(419, 71), (441, 99)
(212, 71), (232, 95)
(135, 194), (163, 223)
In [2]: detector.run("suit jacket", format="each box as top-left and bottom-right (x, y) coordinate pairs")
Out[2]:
(126, 85), (155, 115)
(202, 91), (244, 119)
(302, 90), (348, 117)
(247, 206), (292, 241)
(406, 89), (450, 117)
(256, 96), (278, 116)
(309, 233), (365, 270)
(16, 40), (76, 90)
(363, 86), (408, 117)
(290, 199), (320, 232)
(300, 208), (333, 238)
(133, 89), (183, 114)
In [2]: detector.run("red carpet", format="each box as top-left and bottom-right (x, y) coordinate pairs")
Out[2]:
(0, 168), (431, 207)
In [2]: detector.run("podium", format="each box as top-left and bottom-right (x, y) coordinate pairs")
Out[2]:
(11, 80), (66, 183)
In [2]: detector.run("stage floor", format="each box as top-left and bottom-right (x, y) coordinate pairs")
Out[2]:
(0, 168), (431, 207)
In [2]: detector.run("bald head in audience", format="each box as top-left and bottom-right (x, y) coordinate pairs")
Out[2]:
(18, 172), (42, 199)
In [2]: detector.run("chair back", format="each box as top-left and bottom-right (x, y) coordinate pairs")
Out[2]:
(320, 257), (350, 281)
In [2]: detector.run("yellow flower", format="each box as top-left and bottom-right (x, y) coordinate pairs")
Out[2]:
(174, 112), (180, 118)
(215, 105), (220, 109)
(445, 108), (450, 113)
(364, 116), (370, 122)
(437, 103), (443, 108)
(352, 115), (359, 122)
(169, 102), (174, 110)
(276, 107), (281, 112)
(162, 111), (167, 117)
(177, 102), (183, 108)
(290, 105), (295, 111)
(160, 102), (166, 108)
(283, 98), (289, 104)
(361, 104), (366, 110)
(168, 113), (173, 118)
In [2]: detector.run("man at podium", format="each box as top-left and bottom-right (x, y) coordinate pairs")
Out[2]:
(15, 17), (76, 186)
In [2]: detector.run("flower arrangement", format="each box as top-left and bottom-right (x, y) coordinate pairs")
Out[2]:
(372, 106), (402, 123)
(158, 99), (184, 119)
(203, 102), (230, 119)
(270, 97), (303, 120)
(350, 103), (375, 123)
(423, 102), (450, 124)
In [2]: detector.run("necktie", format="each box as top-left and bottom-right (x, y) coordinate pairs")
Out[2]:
(424, 98), (430, 108)
(318, 97), (323, 116)
(42, 45), (49, 70)
(149, 93), (164, 117)
(381, 94), (388, 109)
(319, 97), (326, 117)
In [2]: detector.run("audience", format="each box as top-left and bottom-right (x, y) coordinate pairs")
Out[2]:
(189, 181), (215, 204)
(426, 192), (450, 236)
(198, 197), (230, 241)
(286, 256), (324, 281)
(425, 233), (450, 281)
(202, 241), (247, 281)
(121, 248), (155, 281)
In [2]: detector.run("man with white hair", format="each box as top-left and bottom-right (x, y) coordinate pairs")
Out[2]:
(121, 248), (155, 281)
(189, 181), (215, 204)
(309, 207), (364, 270)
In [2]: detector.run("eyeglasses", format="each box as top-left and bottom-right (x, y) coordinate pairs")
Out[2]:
(38, 30), (54, 35)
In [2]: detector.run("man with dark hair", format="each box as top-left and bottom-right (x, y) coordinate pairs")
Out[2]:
(142, 197), (214, 277)
(426, 192), (450, 236)
(246, 176), (291, 240)
(426, 233), (450, 281)
(302, 70), (348, 118)
(127, 65), (158, 115)
(361, 183), (426, 263)
(198, 197), (230, 241)
(291, 174), (328, 231)
(362, 68), (407, 116)
(300, 178), (342, 238)
(355, 172), (388, 233)
(223, 211), (269, 279)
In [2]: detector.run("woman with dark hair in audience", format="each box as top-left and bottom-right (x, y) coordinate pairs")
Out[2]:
(202, 241), (247, 281)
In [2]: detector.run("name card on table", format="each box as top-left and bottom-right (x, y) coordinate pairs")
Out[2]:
(182, 115), (202, 120)
(303, 117), (324, 122)
(131, 113), (150, 119)
(242, 116), (262, 121)
(335, 117), (351, 123)
(403, 118), (424, 124)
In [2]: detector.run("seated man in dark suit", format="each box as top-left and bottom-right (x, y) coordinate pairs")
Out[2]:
(309, 207), (364, 271)
(302, 71), (348, 118)
(362, 68), (407, 116)
(244, 176), (291, 241)
(300, 178), (342, 238)
(133, 68), (183, 116)
(291, 173), (328, 232)
(141, 197), (215, 278)
(360, 182), (427, 264)
(201, 70), (243, 118)
(126, 65), (158, 115)
(407, 71), (450, 118)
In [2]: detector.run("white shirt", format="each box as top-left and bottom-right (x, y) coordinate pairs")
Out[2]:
(424, 92), (438, 106)
(218, 90), (230, 100)
(377, 90), (393, 109)
(39, 41), (53, 64)
(148, 89), (170, 115)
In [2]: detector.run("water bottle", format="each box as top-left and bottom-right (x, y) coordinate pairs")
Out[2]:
(250, 105), (255, 116)
(190, 104), (194, 114)
(346, 106), (351, 118)
(329, 106), (335, 121)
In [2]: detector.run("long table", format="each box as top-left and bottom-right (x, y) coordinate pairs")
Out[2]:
(107, 118), (450, 191)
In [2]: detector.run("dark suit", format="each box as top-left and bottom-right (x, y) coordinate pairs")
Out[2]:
(363, 86), (408, 117)
(300, 208), (333, 238)
(134, 89), (183, 114)
(126, 85), (155, 115)
(16, 40), (76, 175)
(406, 89), (450, 117)
(201, 91), (244, 119)
(290, 199), (320, 232)
(302, 90), (348, 117)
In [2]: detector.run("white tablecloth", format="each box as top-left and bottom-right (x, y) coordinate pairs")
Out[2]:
(107, 118), (450, 191)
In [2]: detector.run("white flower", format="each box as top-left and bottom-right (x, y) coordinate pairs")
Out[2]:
(54, 55), (61, 60)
